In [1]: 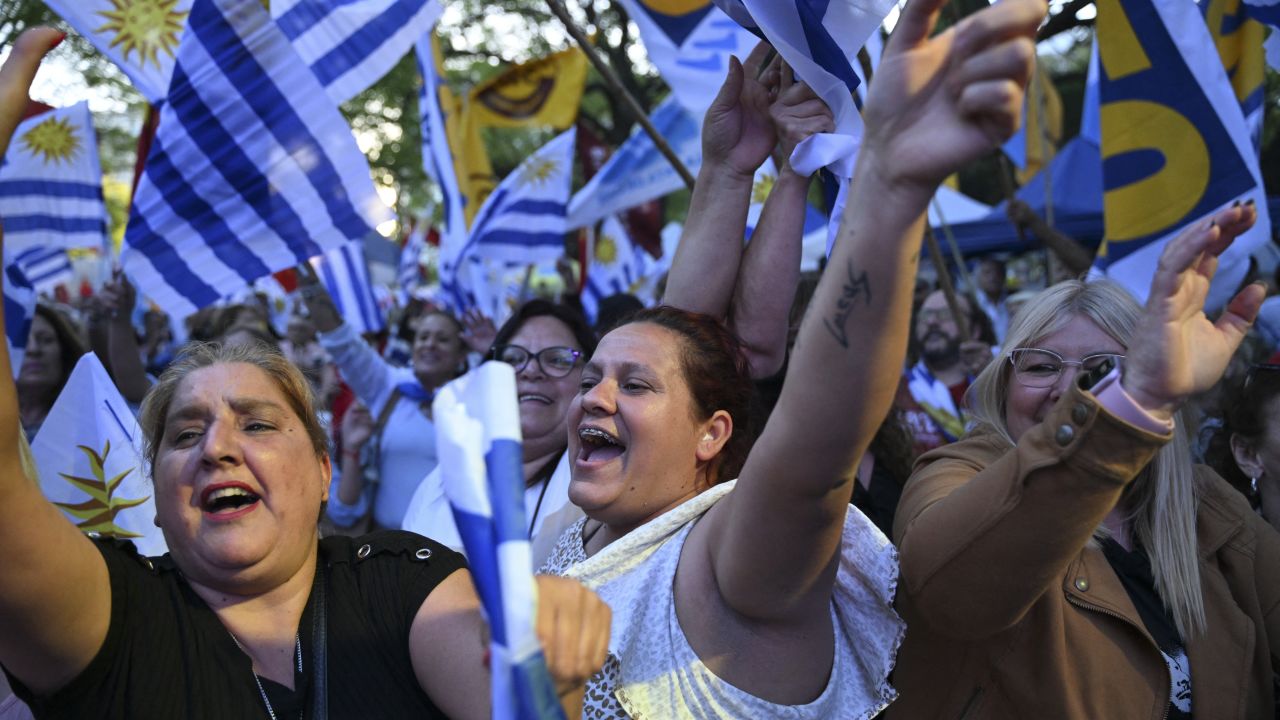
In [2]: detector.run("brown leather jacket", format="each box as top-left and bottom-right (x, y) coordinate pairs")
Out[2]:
(890, 382), (1280, 719)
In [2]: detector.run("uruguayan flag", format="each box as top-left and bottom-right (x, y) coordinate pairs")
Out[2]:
(416, 33), (467, 270)
(711, 0), (897, 178)
(399, 222), (428, 296)
(0, 102), (108, 254)
(13, 246), (74, 296)
(42, 0), (192, 103)
(32, 354), (168, 557)
(272, 0), (444, 104)
(122, 0), (391, 319)
(3, 258), (35, 380)
(582, 216), (653, 324)
(310, 242), (385, 334)
(615, 0), (759, 120)
(1092, 0), (1270, 310)
(434, 362), (562, 720)
(443, 128), (575, 311)
(566, 97), (702, 231)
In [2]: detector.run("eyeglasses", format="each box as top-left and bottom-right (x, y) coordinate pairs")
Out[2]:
(1007, 348), (1124, 388)
(492, 344), (582, 378)
(1244, 363), (1280, 391)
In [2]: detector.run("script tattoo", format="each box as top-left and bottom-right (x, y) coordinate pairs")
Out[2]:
(823, 261), (871, 348)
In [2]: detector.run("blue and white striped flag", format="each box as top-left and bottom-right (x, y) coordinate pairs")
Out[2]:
(272, 0), (444, 104)
(712, 0), (897, 178)
(399, 222), (428, 297)
(615, 0), (759, 121)
(582, 215), (652, 324)
(566, 97), (702, 232)
(42, 0), (192, 103)
(121, 0), (392, 319)
(417, 32), (467, 263)
(0, 102), (108, 254)
(13, 246), (74, 296)
(33, 354), (168, 557)
(3, 257), (35, 380)
(433, 362), (563, 720)
(443, 128), (575, 311)
(310, 242), (386, 334)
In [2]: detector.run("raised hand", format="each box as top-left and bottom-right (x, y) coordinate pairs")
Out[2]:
(1121, 203), (1265, 419)
(768, 62), (835, 177)
(532, 574), (611, 699)
(702, 41), (778, 178)
(460, 307), (496, 355)
(862, 0), (1045, 199)
(0, 28), (63, 161)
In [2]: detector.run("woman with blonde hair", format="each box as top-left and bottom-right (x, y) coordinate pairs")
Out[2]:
(890, 208), (1280, 719)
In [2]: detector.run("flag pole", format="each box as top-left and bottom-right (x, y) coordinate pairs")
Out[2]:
(924, 225), (972, 340)
(544, 0), (696, 190)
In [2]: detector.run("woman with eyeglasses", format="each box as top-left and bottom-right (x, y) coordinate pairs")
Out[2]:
(403, 300), (595, 566)
(889, 204), (1280, 719)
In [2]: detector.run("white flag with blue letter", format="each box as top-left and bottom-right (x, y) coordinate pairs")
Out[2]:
(711, 0), (896, 178)
(272, 0), (444, 104)
(32, 354), (168, 557)
(566, 97), (702, 232)
(443, 128), (575, 311)
(122, 0), (391, 319)
(0, 102), (108, 254)
(310, 242), (386, 334)
(615, 0), (759, 121)
(434, 362), (563, 719)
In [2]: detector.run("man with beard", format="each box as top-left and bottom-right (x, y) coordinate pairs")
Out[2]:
(896, 289), (992, 455)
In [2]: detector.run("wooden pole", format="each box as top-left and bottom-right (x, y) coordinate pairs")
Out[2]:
(545, 0), (696, 190)
(924, 225), (971, 341)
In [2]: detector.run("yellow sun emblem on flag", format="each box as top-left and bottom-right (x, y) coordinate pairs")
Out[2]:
(20, 116), (81, 165)
(519, 157), (561, 187)
(96, 0), (189, 70)
(53, 441), (148, 540)
(595, 234), (618, 265)
(751, 173), (776, 204)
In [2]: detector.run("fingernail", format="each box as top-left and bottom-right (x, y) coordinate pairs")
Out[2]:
(1233, 199), (1242, 208)
(1245, 198), (1256, 207)
(51, 31), (66, 49)
(1210, 220), (1217, 230)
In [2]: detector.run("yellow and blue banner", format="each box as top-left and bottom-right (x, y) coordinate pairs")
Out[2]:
(1092, 0), (1270, 309)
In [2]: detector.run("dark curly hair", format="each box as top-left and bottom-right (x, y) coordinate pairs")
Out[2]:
(490, 299), (596, 358)
(622, 306), (756, 485)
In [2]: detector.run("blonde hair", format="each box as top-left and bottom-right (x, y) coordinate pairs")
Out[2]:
(966, 279), (1205, 638)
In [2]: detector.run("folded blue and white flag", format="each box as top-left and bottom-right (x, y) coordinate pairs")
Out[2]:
(443, 128), (575, 311)
(272, 0), (443, 104)
(33, 354), (168, 557)
(0, 102), (108, 255)
(2, 257), (35, 380)
(615, 0), (759, 121)
(416, 33), (468, 273)
(12, 246), (75, 296)
(712, 0), (896, 178)
(42, 0), (192, 103)
(434, 362), (563, 720)
(1092, 0), (1270, 310)
(122, 0), (391, 318)
(310, 242), (385, 334)
(566, 97), (701, 231)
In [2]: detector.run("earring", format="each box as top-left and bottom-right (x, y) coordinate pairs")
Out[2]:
(1252, 477), (1260, 494)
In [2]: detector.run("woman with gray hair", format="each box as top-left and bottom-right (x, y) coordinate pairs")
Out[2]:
(889, 204), (1280, 719)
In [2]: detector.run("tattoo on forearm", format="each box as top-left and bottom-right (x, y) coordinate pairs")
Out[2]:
(823, 261), (871, 348)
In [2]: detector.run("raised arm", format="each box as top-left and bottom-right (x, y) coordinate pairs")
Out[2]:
(703, 0), (1046, 621)
(0, 28), (112, 695)
(99, 269), (153, 404)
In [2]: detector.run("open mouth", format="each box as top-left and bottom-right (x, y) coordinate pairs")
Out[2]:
(519, 393), (551, 404)
(200, 484), (261, 517)
(578, 426), (625, 463)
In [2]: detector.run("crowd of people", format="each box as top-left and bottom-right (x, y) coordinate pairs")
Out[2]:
(2, 0), (1280, 716)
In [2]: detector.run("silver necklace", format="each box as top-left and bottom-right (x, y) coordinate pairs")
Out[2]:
(230, 633), (303, 720)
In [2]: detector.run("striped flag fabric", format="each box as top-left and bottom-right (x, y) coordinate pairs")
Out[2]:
(566, 97), (702, 232)
(3, 257), (36, 380)
(310, 242), (386, 334)
(614, 0), (759, 120)
(12, 246), (75, 296)
(398, 222), (428, 297)
(433, 362), (563, 720)
(42, 0), (191, 103)
(1092, 0), (1270, 310)
(416, 33), (467, 271)
(711, 0), (897, 178)
(0, 102), (109, 254)
(443, 128), (576, 311)
(271, 0), (444, 104)
(121, 0), (392, 319)
(32, 354), (168, 557)
(581, 215), (653, 324)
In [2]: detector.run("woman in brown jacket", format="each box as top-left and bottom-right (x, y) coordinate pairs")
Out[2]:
(891, 203), (1280, 720)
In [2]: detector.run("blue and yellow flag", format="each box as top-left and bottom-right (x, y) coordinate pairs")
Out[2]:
(1202, 0), (1267, 147)
(1093, 0), (1269, 309)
